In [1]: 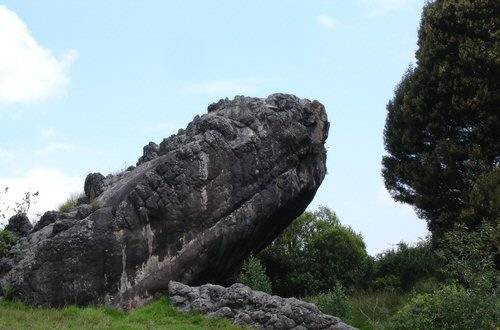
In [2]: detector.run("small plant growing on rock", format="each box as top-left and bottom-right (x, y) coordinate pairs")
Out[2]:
(238, 255), (272, 293)
(58, 192), (85, 213)
(0, 229), (17, 258)
(1, 283), (16, 301)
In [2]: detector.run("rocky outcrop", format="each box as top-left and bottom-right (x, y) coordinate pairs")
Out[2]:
(5, 214), (32, 237)
(168, 281), (355, 329)
(0, 94), (329, 310)
(137, 142), (159, 165)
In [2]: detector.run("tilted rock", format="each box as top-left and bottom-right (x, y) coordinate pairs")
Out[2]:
(168, 281), (356, 329)
(0, 94), (329, 309)
(5, 214), (32, 237)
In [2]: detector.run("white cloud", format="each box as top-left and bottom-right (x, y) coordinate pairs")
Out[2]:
(0, 5), (78, 104)
(316, 14), (338, 30)
(0, 168), (83, 224)
(35, 142), (74, 157)
(184, 79), (258, 96)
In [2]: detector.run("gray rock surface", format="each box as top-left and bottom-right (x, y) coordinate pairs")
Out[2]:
(0, 94), (328, 310)
(137, 142), (159, 165)
(32, 211), (60, 232)
(168, 281), (356, 329)
(84, 172), (105, 200)
(5, 214), (32, 237)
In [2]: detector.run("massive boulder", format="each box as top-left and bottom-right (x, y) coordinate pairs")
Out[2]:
(168, 281), (355, 329)
(0, 94), (329, 309)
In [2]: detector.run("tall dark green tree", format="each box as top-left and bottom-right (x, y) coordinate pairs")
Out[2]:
(382, 0), (500, 238)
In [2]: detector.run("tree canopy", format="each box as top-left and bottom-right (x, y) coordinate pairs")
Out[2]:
(382, 0), (500, 237)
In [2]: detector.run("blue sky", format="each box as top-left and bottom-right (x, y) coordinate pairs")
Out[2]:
(0, 0), (428, 254)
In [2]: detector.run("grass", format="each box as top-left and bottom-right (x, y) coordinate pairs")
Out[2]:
(58, 192), (85, 213)
(0, 297), (243, 330)
(346, 290), (409, 330)
(307, 289), (410, 329)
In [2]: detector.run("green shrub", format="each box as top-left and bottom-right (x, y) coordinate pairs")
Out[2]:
(238, 255), (272, 293)
(388, 285), (499, 330)
(307, 283), (351, 319)
(436, 223), (497, 290)
(411, 277), (440, 295)
(372, 275), (401, 292)
(371, 240), (436, 292)
(258, 206), (370, 297)
(0, 230), (18, 258)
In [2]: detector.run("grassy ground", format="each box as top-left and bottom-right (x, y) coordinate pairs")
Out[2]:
(0, 297), (243, 330)
(0, 290), (413, 330)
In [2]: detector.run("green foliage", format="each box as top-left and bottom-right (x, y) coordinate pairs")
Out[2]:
(58, 192), (84, 213)
(382, 214), (499, 329)
(0, 230), (18, 258)
(258, 206), (370, 296)
(238, 255), (272, 293)
(372, 275), (400, 292)
(0, 297), (244, 329)
(461, 167), (500, 227)
(306, 283), (351, 320)
(410, 278), (441, 295)
(382, 0), (500, 237)
(436, 223), (498, 290)
(371, 240), (437, 292)
(388, 285), (499, 330)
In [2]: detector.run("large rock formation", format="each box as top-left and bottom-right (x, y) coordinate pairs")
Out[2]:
(168, 281), (355, 329)
(0, 94), (329, 310)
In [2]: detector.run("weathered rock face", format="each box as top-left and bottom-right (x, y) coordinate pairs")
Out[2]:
(0, 94), (329, 309)
(168, 281), (355, 330)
